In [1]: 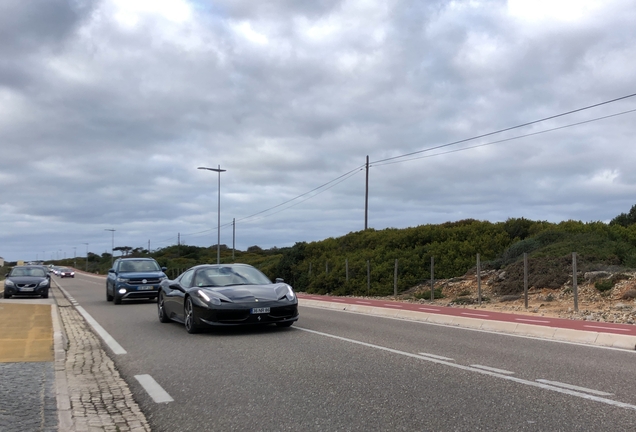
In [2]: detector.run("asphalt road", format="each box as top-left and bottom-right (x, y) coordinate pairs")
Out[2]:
(57, 273), (636, 431)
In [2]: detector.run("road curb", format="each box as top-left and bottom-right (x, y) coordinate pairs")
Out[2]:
(52, 301), (73, 431)
(299, 298), (636, 350)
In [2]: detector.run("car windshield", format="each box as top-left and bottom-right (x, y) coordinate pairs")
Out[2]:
(60, 268), (71, 272)
(194, 265), (272, 287)
(119, 260), (161, 272)
(10, 267), (47, 277)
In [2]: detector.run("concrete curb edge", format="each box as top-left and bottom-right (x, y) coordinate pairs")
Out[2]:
(299, 298), (636, 351)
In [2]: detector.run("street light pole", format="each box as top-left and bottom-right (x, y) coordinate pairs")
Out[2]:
(83, 243), (89, 272)
(198, 165), (227, 264)
(105, 229), (115, 268)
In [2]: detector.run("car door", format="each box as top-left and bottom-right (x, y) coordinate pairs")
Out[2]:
(164, 269), (195, 322)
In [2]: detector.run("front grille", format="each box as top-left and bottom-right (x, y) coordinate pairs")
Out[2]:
(269, 305), (298, 319)
(216, 310), (250, 322)
(17, 283), (37, 288)
(128, 278), (161, 284)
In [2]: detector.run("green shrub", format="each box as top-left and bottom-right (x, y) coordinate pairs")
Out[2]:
(595, 279), (614, 292)
(415, 288), (444, 300)
(453, 296), (473, 304)
(499, 295), (521, 302)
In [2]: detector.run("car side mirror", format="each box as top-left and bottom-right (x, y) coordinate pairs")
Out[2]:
(108, 269), (115, 273)
(161, 267), (167, 272)
(168, 282), (183, 292)
(275, 278), (284, 283)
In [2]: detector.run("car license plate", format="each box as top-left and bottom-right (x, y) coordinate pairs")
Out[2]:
(20, 288), (34, 292)
(138, 286), (154, 290)
(251, 307), (270, 314)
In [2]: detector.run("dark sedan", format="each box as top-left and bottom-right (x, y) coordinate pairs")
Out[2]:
(3, 266), (51, 299)
(157, 263), (299, 333)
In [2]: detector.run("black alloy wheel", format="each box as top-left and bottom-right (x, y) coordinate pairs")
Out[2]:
(106, 285), (113, 301)
(3, 291), (10, 299)
(113, 294), (122, 305)
(41, 289), (49, 299)
(184, 297), (200, 334)
(158, 293), (171, 323)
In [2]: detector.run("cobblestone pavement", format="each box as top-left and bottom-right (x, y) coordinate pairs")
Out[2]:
(52, 286), (151, 431)
(0, 362), (57, 432)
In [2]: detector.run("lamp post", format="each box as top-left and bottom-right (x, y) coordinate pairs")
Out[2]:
(105, 229), (115, 268)
(83, 243), (89, 272)
(73, 247), (76, 268)
(198, 165), (226, 264)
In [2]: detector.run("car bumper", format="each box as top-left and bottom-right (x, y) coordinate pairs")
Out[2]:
(114, 284), (160, 300)
(196, 301), (299, 326)
(5, 286), (50, 296)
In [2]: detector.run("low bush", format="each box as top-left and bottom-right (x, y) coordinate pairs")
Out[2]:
(595, 279), (614, 292)
(414, 288), (444, 300)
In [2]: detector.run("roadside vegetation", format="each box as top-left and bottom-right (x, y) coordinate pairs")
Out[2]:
(9, 205), (636, 298)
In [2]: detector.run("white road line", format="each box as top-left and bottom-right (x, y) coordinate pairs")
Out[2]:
(418, 352), (455, 361)
(383, 304), (404, 308)
(471, 365), (514, 375)
(584, 325), (631, 332)
(331, 299), (346, 302)
(296, 327), (636, 412)
(536, 379), (613, 396)
(418, 307), (441, 312)
(461, 312), (490, 318)
(135, 375), (174, 403)
(356, 301), (373, 304)
(76, 306), (127, 355)
(55, 284), (127, 355)
(515, 318), (551, 324)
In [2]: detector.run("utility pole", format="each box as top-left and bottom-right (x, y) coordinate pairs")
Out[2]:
(364, 155), (369, 230)
(232, 218), (236, 261)
(83, 243), (89, 272)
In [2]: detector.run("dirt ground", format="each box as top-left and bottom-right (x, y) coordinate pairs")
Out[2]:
(397, 271), (636, 325)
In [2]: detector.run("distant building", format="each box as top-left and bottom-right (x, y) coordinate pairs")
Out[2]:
(0, 257), (4, 267)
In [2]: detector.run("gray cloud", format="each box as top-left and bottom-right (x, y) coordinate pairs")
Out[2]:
(1, 0), (636, 261)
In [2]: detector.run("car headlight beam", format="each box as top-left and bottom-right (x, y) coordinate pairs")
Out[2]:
(285, 285), (296, 301)
(197, 290), (220, 305)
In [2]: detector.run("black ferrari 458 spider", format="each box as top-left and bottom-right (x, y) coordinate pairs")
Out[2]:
(157, 263), (299, 333)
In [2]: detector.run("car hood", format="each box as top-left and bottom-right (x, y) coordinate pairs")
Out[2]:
(7, 276), (48, 283)
(204, 284), (292, 302)
(118, 271), (166, 278)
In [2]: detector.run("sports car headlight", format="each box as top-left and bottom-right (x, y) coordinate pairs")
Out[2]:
(285, 285), (296, 301)
(198, 290), (220, 305)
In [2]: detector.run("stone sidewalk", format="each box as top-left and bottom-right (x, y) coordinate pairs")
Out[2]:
(53, 284), (151, 432)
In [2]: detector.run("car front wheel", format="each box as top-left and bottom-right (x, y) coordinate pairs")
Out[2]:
(158, 293), (171, 323)
(106, 285), (113, 301)
(184, 297), (200, 334)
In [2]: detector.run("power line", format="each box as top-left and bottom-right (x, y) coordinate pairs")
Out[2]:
(371, 92), (636, 165)
(373, 107), (636, 167)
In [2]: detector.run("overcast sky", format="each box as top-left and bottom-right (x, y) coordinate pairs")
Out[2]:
(2, 0), (636, 262)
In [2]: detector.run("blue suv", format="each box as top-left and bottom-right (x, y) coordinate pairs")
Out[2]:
(106, 258), (167, 304)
